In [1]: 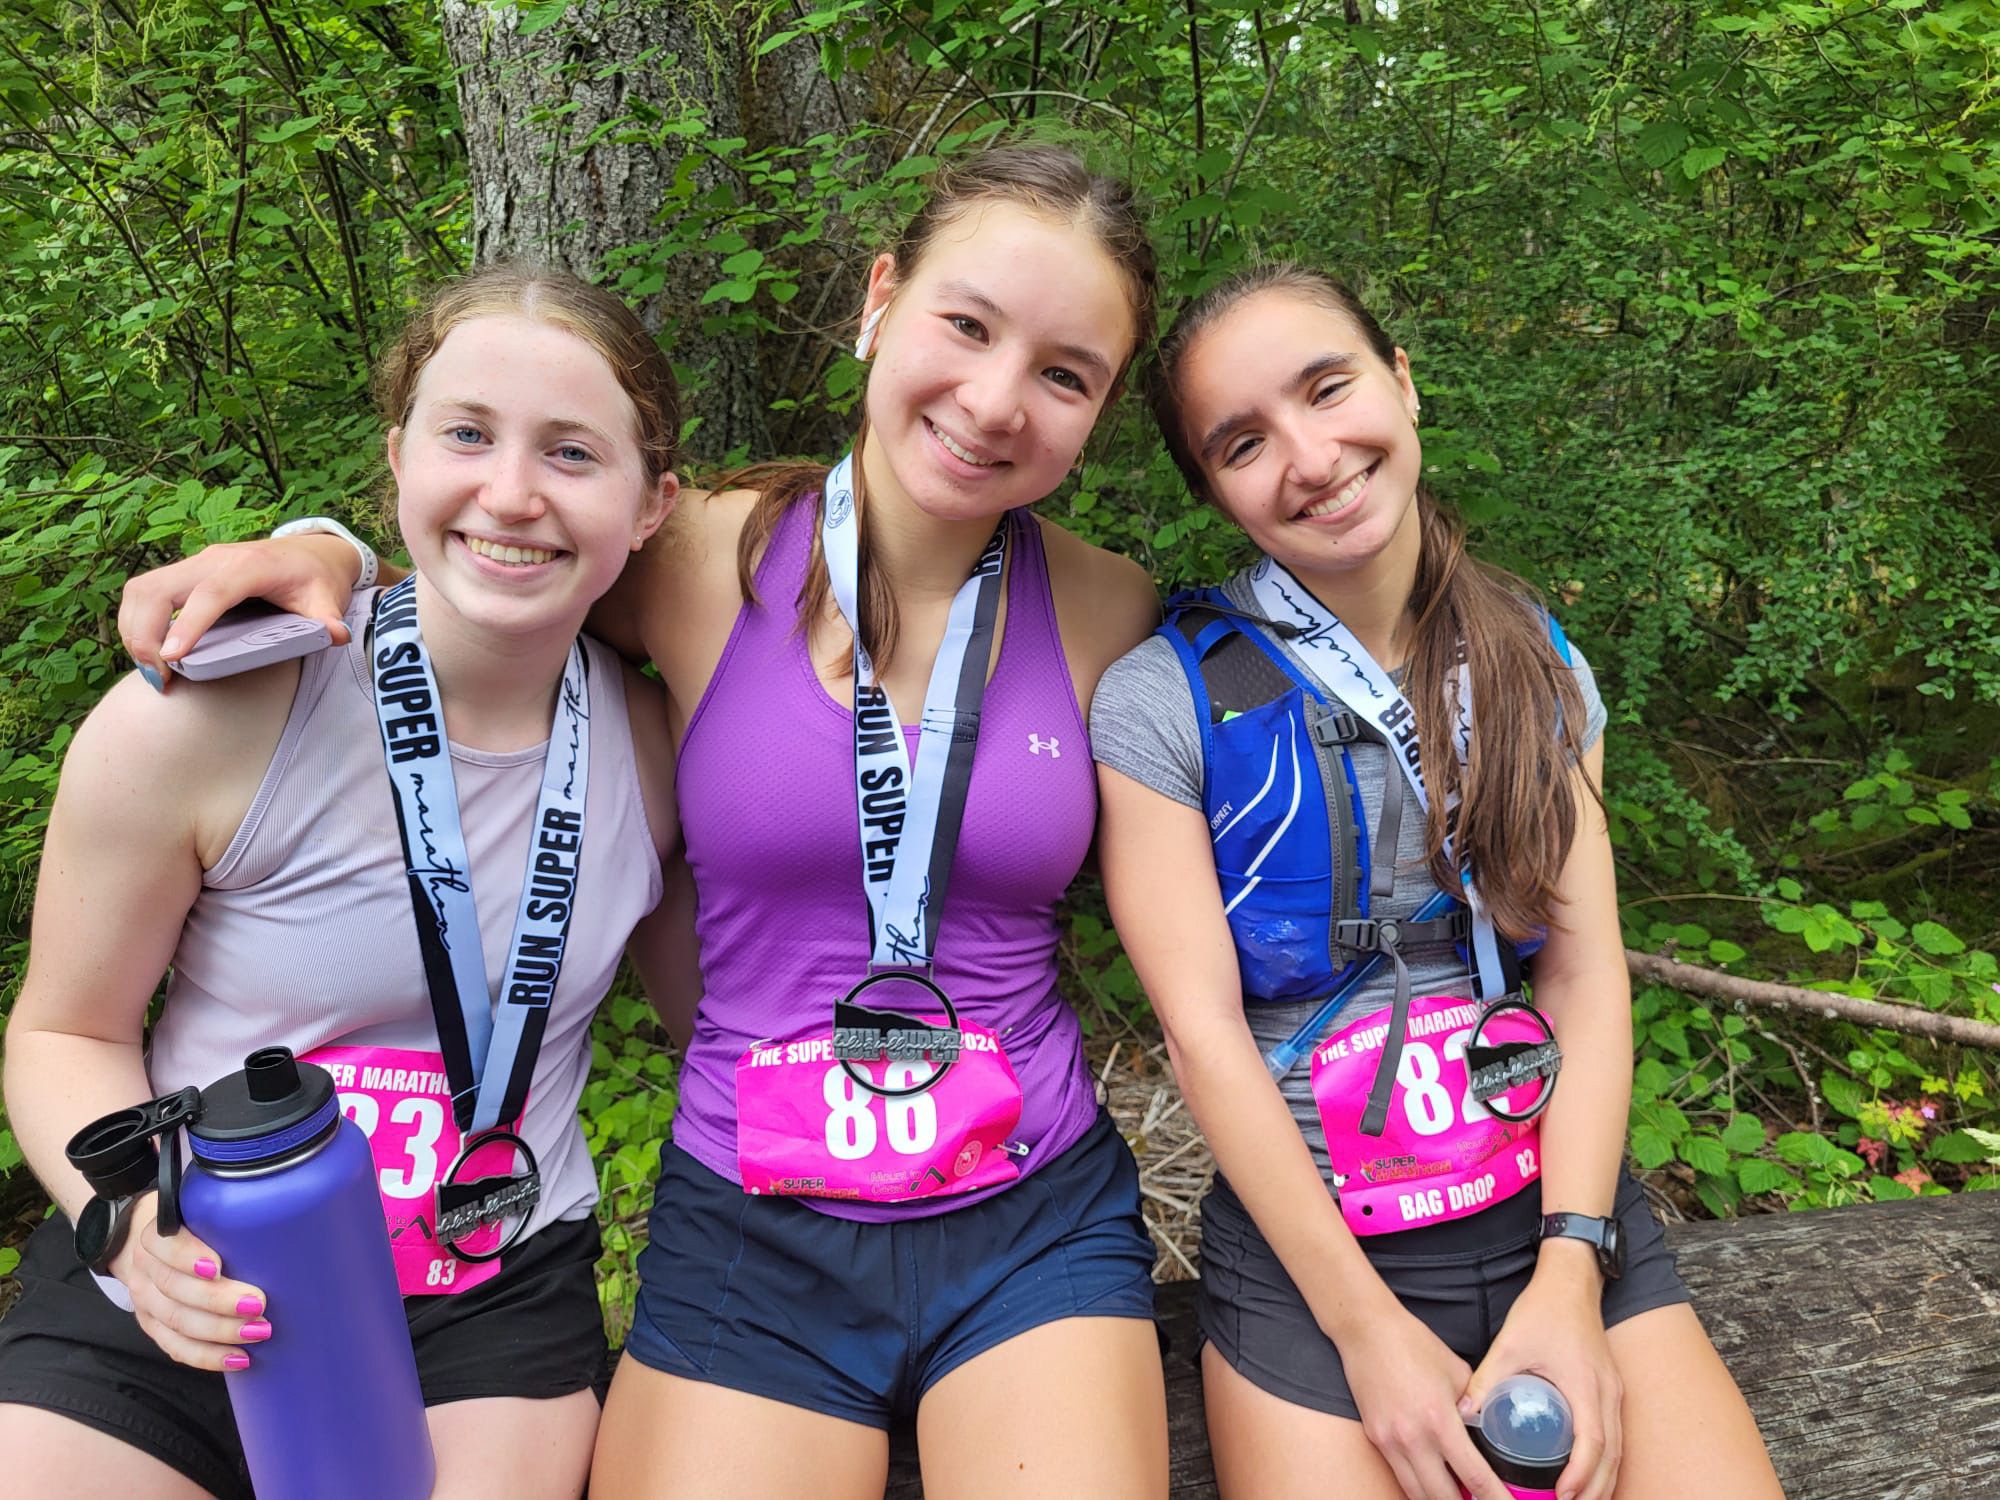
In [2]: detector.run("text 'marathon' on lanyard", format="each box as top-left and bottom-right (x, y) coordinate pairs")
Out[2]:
(1245, 557), (1510, 1000)
(368, 576), (589, 1136)
(819, 451), (1007, 974)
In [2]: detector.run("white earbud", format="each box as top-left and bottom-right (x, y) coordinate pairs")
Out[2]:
(854, 305), (886, 361)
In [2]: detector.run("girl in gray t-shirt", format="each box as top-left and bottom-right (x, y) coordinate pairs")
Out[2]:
(1092, 266), (1779, 1500)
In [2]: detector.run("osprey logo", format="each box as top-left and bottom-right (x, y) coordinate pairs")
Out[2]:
(825, 486), (853, 529)
(1027, 734), (1061, 758)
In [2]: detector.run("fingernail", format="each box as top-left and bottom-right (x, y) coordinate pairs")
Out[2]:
(224, 1352), (251, 1371)
(194, 1257), (217, 1280)
(162, 634), (182, 659)
(1458, 1398), (1477, 1419)
(235, 1295), (264, 1317)
(239, 1320), (272, 1342)
(138, 664), (165, 693)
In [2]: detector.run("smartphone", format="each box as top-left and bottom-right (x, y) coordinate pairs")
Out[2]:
(166, 602), (334, 681)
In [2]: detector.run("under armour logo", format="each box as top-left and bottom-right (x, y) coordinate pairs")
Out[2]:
(1027, 734), (1061, 758)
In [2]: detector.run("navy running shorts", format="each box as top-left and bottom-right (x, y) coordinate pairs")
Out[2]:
(1197, 1168), (1691, 1420)
(624, 1109), (1158, 1427)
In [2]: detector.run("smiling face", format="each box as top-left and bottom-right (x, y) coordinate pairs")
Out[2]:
(1173, 288), (1423, 581)
(388, 313), (673, 642)
(857, 201), (1138, 521)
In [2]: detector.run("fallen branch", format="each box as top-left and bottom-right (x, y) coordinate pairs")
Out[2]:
(1626, 950), (2000, 1050)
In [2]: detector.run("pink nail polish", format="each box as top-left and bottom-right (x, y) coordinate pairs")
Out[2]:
(223, 1352), (251, 1371)
(194, 1258), (218, 1280)
(239, 1319), (272, 1342)
(236, 1295), (265, 1317)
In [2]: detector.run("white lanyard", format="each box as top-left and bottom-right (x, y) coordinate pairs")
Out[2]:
(369, 578), (589, 1133)
(820, 452), (1006, 970)
(1246, 556), (1510, 999)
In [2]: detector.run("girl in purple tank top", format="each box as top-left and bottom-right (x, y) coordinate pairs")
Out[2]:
(111, 146), (1175, 1496)
(2, 267), (689, 1500)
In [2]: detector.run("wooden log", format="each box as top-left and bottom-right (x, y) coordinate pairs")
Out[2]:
(885, 1192), (2000, 1498)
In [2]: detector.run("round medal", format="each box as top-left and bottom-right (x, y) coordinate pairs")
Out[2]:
(1464, 998), (1563, 1123)
(832, 970), (962, 1099)
(434, 1130), (540, 1263)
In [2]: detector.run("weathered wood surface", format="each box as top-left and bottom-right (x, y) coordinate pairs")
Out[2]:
(886, 1192), (2000, 1498)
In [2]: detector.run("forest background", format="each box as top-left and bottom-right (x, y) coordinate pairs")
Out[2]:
(2, 0), (1997, 1328)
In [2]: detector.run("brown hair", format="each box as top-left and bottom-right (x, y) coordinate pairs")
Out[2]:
(1147, 265), (1593, 940)
(374, 264), (682, 497)
(731, 142), (1157, 671)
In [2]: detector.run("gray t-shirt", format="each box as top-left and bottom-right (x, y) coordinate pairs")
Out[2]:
(1089, 568), (1606, 1186)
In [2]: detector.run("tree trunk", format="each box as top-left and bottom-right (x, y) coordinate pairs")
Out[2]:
(440, 0), (770, 460)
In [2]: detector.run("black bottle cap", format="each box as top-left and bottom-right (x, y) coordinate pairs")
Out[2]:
(65, 1108), (160, 1199)
(190, 1047), (336, 1148)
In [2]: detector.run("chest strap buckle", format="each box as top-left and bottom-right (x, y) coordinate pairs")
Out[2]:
(1310, 706), (1361, 746)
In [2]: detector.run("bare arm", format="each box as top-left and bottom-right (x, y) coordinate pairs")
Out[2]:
(1035, 518), (1161, 715)
(4, 671), (289, 1366)
(613, 660), (701, 1047)
(1097, 765), (1509, 1500)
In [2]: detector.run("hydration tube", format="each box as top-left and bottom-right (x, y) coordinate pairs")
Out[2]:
(1261, 887), (1462, 1080)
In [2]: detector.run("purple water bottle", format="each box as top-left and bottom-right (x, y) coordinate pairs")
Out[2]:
(69, 1048), (434, 1499)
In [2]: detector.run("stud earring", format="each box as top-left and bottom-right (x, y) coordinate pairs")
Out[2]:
(854, 306), (886, 361)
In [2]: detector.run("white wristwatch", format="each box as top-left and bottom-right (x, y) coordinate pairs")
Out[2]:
(272, 515), (380, 590)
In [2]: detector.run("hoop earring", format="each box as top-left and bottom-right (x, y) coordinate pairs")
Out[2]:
(854, 306), (885, 361)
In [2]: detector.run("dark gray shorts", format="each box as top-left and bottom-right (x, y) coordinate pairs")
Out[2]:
(1197, 1170), (1689, 1420)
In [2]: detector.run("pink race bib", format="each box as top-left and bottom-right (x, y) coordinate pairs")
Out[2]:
(735, 1020), (1023, 1202)
(1311, 995), (1545, 1236)
(303, 1044), (518, 1296)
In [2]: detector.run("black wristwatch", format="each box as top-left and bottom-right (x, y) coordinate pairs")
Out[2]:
(1538, 1211), (1625, 1280)
(74, 1191), (147, 1275)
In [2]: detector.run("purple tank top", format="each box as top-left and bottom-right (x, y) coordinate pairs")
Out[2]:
(673, 497), (1099, 1220)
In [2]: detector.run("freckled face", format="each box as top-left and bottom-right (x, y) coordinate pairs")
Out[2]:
(1175, 290), (1422, 577)
(389, 314), (669, 640)
(859, 201), (1136, 521)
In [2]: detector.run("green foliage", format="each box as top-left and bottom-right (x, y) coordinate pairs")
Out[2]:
(3, 1), (1998, 1288)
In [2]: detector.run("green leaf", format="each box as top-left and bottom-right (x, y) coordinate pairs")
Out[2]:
(1820, 1072), (1866, 1119)
(1737, 1159), (1797, 1195)
(1722, 1115), (1767, 1153)
(1928, 1130), (2000, 1165)
(1680, 1133), (1730, 1176)
(1630, 1122), (1675, 1169)
(1682, 145), (1728, 179)
(1707, 939), (1746, 964)
(1870, 1175), (1917, 1201)
(1912, 922), (1966, 956)
(0, 1247), (18, 1277)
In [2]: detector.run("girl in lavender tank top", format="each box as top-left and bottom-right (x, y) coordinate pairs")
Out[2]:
(110, 146), (1176, 1497)
(1, 267), (688, 1500)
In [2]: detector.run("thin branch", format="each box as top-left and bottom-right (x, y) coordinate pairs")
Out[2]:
(1627, 950), (2000, 1050)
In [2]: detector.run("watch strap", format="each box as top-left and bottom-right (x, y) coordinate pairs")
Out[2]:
(273, 515), (379, 590)
(1539, 1210), (1624, 1279)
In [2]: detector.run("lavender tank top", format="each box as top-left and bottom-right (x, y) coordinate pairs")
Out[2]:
(148, 590), (665, 1241)
(672, 498), (1099, 1220)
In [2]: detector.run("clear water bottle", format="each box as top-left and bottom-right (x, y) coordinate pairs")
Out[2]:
(70, 1048), (434, 1499)
(1461, 1373), (1573, 1500)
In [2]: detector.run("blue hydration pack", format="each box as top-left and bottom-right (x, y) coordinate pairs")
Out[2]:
(1159, 589), (1575, 1010)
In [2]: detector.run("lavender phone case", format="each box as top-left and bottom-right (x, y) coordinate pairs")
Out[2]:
(167, 603), (333, 680)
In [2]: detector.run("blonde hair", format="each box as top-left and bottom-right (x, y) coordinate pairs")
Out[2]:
(374, 264), (682, 487)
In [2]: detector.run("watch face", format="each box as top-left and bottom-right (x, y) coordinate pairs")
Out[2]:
(74, 1197), (114, 1267)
